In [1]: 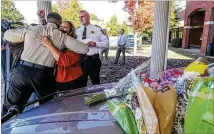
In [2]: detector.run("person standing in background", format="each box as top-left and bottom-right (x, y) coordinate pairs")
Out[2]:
(114, 29), (129, 65)
(100, 29), (109, 60)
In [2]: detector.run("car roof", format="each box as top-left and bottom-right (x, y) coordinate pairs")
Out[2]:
(2, 83), (124, 134)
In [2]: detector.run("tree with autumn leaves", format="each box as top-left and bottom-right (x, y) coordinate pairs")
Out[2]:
(124, 1), (154, 33)
(52, 0), (102, 28)
(123, 0), (181, 38)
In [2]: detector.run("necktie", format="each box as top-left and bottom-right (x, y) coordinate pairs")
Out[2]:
(82, 27), (87, 40)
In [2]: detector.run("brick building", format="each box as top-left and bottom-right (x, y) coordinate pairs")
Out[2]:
(182, 1), (214, 55)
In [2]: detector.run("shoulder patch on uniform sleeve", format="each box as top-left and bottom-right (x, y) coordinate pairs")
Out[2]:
(94, 25), (102, 29)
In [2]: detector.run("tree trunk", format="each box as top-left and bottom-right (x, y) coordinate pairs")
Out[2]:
(150, 1), (171, 79)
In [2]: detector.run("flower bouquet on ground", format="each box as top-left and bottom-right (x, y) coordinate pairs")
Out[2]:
(85, 60), (151, 105)
(106, 75), (148, 134)
(107, 98), (139, 134)
(171, 57), (210, 134)
(184, 77), (214, 134)
(131, 70), (160, 134)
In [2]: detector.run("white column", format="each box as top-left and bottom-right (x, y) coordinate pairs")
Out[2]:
(150, 1), (171, 79)
(37, 1), (52, 20)
(133, 0), (139, 56)
(133, 32), (138, 56)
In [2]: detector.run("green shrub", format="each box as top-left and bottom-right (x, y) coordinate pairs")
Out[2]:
(171, 38), (182, 48)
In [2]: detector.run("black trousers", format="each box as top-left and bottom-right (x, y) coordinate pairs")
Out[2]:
(80, 54), (101, 87)
(2, 64), (55, 116)
(56, 76), (84, 91)
(115, 47), (126, 64)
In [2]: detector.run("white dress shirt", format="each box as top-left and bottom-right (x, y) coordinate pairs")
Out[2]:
(76, 24), (109, 56)
(117, 34), (129, 47)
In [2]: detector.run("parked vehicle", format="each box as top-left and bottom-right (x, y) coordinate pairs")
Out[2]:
(1, 21), (124, 133)
(1, 83), (125, 134)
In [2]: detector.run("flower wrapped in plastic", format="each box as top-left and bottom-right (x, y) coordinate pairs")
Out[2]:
(85, 60), (151, 105)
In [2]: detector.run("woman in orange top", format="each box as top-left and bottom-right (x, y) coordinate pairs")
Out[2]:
(38, 21), (84, 91)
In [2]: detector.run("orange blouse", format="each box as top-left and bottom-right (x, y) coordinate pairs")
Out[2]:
(55, 49), (83, 83)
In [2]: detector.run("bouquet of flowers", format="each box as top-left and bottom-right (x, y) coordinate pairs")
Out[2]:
(85, 60), (151, 105)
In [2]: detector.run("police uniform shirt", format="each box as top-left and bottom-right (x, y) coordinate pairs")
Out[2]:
(117, 34), (129, 47)
(4, 23), (89, 67)
(76, 24), (109, 56)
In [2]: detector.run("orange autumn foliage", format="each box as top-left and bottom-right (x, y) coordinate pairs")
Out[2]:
(124, 0), (154, 32)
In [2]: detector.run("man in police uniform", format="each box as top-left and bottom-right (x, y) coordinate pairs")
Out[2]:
(76, 10), (109, 86)
(2, 12), (88, 116)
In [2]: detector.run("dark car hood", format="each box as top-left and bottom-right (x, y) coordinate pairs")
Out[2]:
(2, 83), (124, 134)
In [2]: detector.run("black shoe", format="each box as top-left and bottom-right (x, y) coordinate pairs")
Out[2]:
(114, 62), (118, 64)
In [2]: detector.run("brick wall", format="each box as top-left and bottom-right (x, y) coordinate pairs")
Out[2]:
(182, 1), (214, 55)
(190, 11), (205, 26)
(185, 1), (214, 18)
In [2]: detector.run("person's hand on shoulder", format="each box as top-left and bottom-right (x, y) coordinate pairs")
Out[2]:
(37, 35), (52, 47)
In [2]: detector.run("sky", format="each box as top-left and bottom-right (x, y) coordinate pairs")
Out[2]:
(14, 1), (129, 24)
(14, 1), (186, 24)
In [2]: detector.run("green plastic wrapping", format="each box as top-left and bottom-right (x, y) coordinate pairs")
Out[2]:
(184, 77), (214, 134)
(107, 99), (139, 134)
(125, 89), (147, 134)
